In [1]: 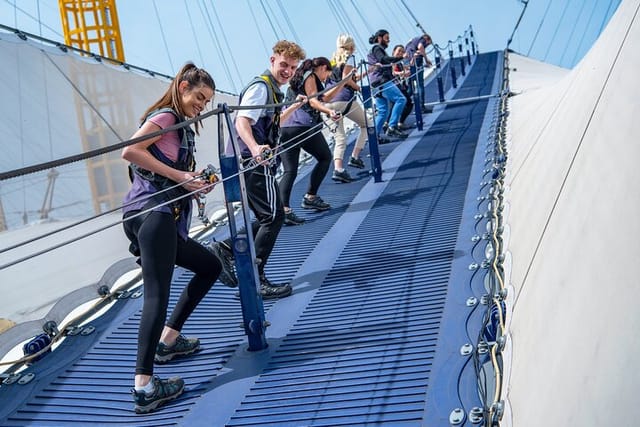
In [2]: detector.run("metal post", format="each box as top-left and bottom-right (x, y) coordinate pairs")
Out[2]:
(361, 84), (383, 183)
(414, 55), (426, 107)
(465, 37), (471, 65)
(448, 43), (457, 89)
(435, 51), (445, 103)
(409, 64), (423, 131)
(470, 29), (477, 55)
(218, 104), (268, 351)
(458, 40), (466, 76)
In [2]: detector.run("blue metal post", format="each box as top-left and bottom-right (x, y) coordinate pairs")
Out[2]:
(409, 64), (423, 131)
(458, 40), (466, 76)
(465, 37), (471, 65)
(360, 83), (383, 183)
(448, 43), (457, 89)
(218, 104), (268, 351)
(470, 29), (477, 55)
(414, 55), (426, 107)
(435, 51), (445, 103)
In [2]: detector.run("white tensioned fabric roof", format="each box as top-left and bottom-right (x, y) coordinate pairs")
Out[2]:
(0, 30), (235, 334)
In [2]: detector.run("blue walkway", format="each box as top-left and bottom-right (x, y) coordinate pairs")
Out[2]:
(0, 51), (501, 426)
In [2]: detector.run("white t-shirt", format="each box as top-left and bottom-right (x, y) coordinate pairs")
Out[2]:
(237, 82), (269, 125)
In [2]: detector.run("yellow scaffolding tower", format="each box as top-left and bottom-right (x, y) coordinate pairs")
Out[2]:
(58, 0), (131, 214)
(58, 0), (125, 61)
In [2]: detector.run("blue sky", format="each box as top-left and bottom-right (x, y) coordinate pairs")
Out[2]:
(0, 0), (621, 94)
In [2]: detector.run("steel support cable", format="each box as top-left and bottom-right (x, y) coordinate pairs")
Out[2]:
(347, 0), (373, 46)
(207, 0), (244, 91)
(184, 0), (206, 67)
(527, 0), (553, 56)
(0, 118), (330, 267)
(152, 0), (175, 73)
(44, 50), (124, 141)
(0, 70), (356, 181)
(199, 0), (239, 94)
(336, 0), (368, 50)
(258, 0), (281, 40)
(543, 0), (572, 62)
(599, 0), (618, 34)
(275, 0), (300, 44)
(559, 0), (587, 66)
(516, 0), (640, 309)
(246, 0), (270, 54)
(0, 23), (240, 95)
(326, 0), (348, 33)
(507, 0), (530, 49)
(571, 1), (601, 66)
(0, 119), (331, 364)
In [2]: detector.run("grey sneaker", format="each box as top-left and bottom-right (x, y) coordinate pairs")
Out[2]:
(132, 375), (185, 414)
(284, 210), (305, 225)
(386, 126), (409, 139)
(332, 169), (353, 183)
(301, 195), (330, 211)
(209, 242), (238, 287)
(348, 156), (365, 169)
(155, 334), (200, 363)
(260, 275), (293, 300)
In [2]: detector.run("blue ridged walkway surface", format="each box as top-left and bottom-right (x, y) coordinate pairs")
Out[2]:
(0, 51), (500, 426)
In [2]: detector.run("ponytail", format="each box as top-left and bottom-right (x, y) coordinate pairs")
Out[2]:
(141, 62), (216, 134)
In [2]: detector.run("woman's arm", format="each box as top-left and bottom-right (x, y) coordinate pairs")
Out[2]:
(122, 121), (209, 192)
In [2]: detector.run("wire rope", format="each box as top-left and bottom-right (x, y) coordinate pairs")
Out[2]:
(599, 0), (618, 34)
(246, 0), (271, 54)
(208, 1), (243, 92)
(199, 0), (239, 94)
(275, 0), (300, 44)
(258, 0), (282, 40)
(571, 1), (600, 66)
(543, 0), (572, 62)
(151, 0), (175, 73)
(184, 0), (206, 67)
(516, 0), (639, 308)
(559, 0), (587, 66)
(526, 0), (553, 56)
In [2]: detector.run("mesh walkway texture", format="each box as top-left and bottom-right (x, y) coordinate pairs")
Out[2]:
(0, 51), (500, 426)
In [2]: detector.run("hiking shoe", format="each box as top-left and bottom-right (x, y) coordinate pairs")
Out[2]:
(332, 169), (353, 183)
(209, 242), (238, 287)
(155, 334), (200, 363)
(398, 122), (416, 131)
(378, 135), (392, 144)
(301, 195), (330, 211)
(348, 156), (365, 169)
(386, 126), (409, 139)
(132, 375), (185, 414)
(284, 210), (305, 226)
(260, 276), (293, 300)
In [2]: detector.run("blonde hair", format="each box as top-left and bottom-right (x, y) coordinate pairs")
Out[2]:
(331, 33), (355, 67)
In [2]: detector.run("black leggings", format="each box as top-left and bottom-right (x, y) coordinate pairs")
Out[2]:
(123, 211), (221, 376)
(279, 126), (332, 207)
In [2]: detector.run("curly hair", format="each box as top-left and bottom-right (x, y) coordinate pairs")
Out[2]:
(272, 40), (306, 61)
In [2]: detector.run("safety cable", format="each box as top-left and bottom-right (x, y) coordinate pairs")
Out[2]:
(0, 111), (332, 269)
(0, 69), (356, 182)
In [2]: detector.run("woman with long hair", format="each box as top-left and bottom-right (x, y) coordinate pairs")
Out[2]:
(279, 57), (349, 224)
(121, 63), (220, 414)
(325, 34), (369, 180)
